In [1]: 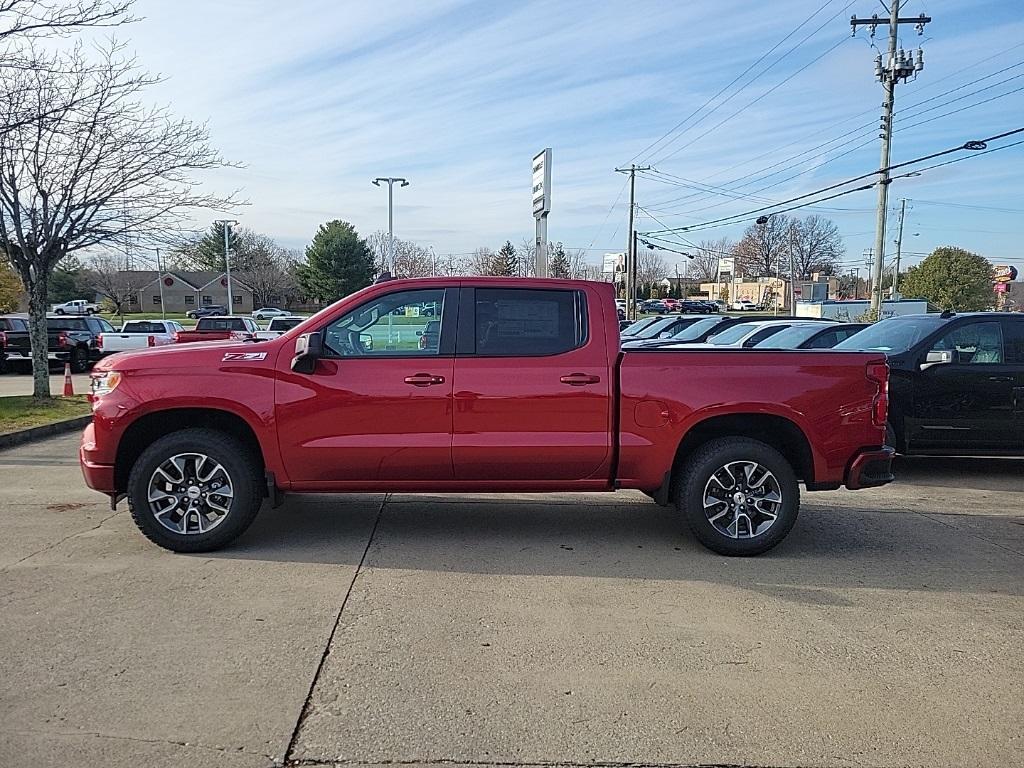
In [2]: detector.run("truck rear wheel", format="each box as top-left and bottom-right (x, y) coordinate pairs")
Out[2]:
(69, 346), (88, 373)
(127, 428), (263, 552)
(676, 437), (799, 556)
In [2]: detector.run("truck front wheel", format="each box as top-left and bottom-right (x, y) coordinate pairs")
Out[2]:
(676, 437), (800, 556)
(127, 428), (263, 552)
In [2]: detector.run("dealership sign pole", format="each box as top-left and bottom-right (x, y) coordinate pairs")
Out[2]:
(532, 149), (551, 278)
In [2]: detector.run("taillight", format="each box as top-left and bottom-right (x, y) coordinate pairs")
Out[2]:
(866, 361), (889, 428)
(58, 332), (69, 348)
(418, 335), (427, 350)
(0, 330), (6, 347)
(97, 334), (103, 349)
(172, 331), (180, 342)
(148, 335), (155, 347)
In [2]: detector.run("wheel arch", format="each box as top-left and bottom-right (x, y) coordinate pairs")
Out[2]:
(665, 412), (817, 501)
(114, 408), (266, 493)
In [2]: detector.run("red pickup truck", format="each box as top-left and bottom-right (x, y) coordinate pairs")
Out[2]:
(80, 278), (893, 556)
(174, 316), (261, 343)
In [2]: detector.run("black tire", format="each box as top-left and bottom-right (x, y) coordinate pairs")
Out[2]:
(675, 437), (800, 556)
(127, 428), (263, 553)
(69, 345), (88, 373)
(55, 308), (65, 315)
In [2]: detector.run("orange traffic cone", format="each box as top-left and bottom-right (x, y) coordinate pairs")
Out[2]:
(63, 362), (74, 397)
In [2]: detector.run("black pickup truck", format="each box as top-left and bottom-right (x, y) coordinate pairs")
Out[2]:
(3, 314), (116, 372)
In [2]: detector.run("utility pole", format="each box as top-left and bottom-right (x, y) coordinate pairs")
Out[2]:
(851, 2), (929, 318)
(892, 198), (907, 297)
(214, 220), (239, 311)
(788, 222), (796, 311)
(156, 248), (165, 320)
(372, 177), (410, 274)
(615, 163), (651, 320)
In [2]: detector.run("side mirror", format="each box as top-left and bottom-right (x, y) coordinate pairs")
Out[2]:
(921, 349), (953, 370)
(291, 332), (323, 374)
(360, 333), (373, 351)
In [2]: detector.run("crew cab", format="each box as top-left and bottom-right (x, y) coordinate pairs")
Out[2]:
(99, 320), (184, 354)
(835, 311), (1024, 455)
(51, 299), (99, 315)
(174, 316), (260, 343)
(6, 314), (115, 372)
(0, 316), (30, 373)
(81, 278), (893, 557)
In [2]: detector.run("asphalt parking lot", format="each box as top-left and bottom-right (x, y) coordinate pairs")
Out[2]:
(1, 433), (1021, 768)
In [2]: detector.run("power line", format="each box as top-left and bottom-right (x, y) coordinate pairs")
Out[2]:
(628, 0), (845, 164)
(585, 175), (629, 251)
(642, 127), (1024, 235)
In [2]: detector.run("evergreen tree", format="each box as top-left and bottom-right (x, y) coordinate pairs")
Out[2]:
(492, 240), (519, 276)
(549, 241), (570, 278)
(297, 220), (374, 302)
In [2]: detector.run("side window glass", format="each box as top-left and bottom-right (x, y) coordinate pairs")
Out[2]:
(807, 330), (838, 349)
(323, 289), (445, 357)
(933, 321), (1003, 364)
(474, 288), (586, 356)
(1002, 321), (1024, 364)
(746, 325), (788, 346)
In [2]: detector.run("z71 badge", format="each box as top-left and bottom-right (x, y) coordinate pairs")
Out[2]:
(222, 352), (267, 362)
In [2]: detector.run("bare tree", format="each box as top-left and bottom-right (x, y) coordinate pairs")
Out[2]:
(83, 251), (142, 321)
(692, 237), (732, 282)
(1, 1), (134, 45)
(365, 230), (434, 277)
(0, 43), (237, 398)
(636, 248), (669, 285)
(791, 215), (842, 278)
(733, 215), (790, 277)
(565, 248), (591, 279)
(433, 252), (466, 277)
(466, 247), (495, 276)
(236, 233), (297, 309)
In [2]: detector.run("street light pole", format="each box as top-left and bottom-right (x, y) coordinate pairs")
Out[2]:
(156, 248), (165, 320)
(372, 177), (409, 274)
(213, 220), (238, 311)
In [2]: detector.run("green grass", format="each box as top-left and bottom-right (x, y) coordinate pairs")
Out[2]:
(0, 395), (91, 434)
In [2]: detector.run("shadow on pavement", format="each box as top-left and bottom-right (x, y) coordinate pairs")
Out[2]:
(212, 492), (1024, 599)
(893, 455), (1024, 491)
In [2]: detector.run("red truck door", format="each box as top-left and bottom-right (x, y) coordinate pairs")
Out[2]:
(451, 285), (612, 481)
(275, 287), (456, 483)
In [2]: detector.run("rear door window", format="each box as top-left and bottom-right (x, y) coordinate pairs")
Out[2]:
(472, 288), (586, 356)
(1000, 320), (1024, 364)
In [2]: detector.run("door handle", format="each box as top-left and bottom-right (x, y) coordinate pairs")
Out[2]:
(404, 373), (445, 387)
(560, 373), (601, 386)
(988, 376), (1013, 382)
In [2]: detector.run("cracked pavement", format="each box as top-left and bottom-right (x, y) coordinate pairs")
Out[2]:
(1, 435), (1021, 767)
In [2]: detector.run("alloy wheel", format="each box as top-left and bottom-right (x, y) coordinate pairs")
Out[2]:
(702, 460), (783, 539)
(146, 452), (234, 535)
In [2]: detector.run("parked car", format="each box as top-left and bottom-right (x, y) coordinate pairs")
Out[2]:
(834, 312), (1024, 455)
(754, 322), (869, 350)
(639, 299), (668, 314)
(186, 305), (228, 320)
(417, 320), (441, 352)
(0, 316), (29, 373)
(82, 277), (892, 557)
(254, 316), (307, 340)
(99, 320), (184, 355)
(731, 299), (757, 311)
(619, 316), (663, 337)
(680, 299), (713, 314)
(5, 315), (114, 372)
(661, 298), (681, 312)
(622, 315), (749, 349)
(174, 316), (261, 343)
(672, 319), (822, 350)
(51, 299), (98, 315)
(252, 307), (290, 321)
(714, 300), (728, 313)
(628, 315), (707, 341)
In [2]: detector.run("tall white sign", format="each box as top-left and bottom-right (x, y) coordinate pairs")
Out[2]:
(532, 148), (551, 277)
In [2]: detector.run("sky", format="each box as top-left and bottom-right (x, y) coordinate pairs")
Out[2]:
(117, 0), (1023, 276)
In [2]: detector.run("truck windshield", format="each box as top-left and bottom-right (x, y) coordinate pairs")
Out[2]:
(833, 314), (947, 353)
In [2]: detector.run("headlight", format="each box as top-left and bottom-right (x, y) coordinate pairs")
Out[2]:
(89, 371), (122, 398)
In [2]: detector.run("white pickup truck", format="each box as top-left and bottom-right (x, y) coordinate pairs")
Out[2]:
(254, 315), (306, 340)
(98, 320), (184, 355)
(51, 299), (99, 315)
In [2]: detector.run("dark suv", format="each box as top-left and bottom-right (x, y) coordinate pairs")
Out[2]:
(835, 312), (1024, 455)
(186, 305), (228, 319)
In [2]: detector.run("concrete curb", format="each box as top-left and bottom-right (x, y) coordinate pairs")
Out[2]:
(0, 415), (91, 451)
